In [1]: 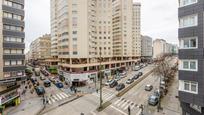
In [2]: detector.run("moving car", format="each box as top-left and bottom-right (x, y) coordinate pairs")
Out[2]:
(35, 86), (45, 96)
(133, 66), (140, 71)
(55, 82), (64, 88)
(148, 95), (159, 106)
(44, 80), (51, 87)
(109, 80), (118, 88)
(138, 72), (143, 76)
(145, 85), (153, 91)
(126, 78), (134, 84)
(116, 83), (125, 91)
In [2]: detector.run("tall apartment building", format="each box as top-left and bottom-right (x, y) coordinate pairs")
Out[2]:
(29, 34), (51, 64)
(132, 2), (141, 57)
(51, 0), (141, 85)
(0, 0), (25, 107)
(178, 0), (204, 114)
(141, 35), (152, 57)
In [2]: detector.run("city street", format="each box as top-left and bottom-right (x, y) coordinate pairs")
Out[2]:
(41, 64), (158, 115)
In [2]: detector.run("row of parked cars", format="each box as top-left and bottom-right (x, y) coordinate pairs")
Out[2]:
(133, 63), (148, 71)
(105, 72), (143, 91)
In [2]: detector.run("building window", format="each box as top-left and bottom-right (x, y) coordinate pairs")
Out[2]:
(4, 37), (24, 43)
(190, 103), (201, 113)
(180, 37), (197, 49)
(3, 12), (22, 21)
(4, 0), (23, 9)
(179, 80), (198, 94)
(179, 14), (198, 28)
(179, 0), (197, 7)
(73, 52), (78, 55)
(179, 60), (197, 71)
(3, 25), (23, 32)
(73, 31), (77, 34)
(4, 60), (10, 66)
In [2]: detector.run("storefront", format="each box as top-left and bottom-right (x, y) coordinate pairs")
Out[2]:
(0, 86), (21, 109)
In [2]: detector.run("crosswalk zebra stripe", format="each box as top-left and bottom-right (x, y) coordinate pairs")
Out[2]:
(62, 92), (69, 97)
(59, 93), (66, 98)
(116, 99), (126, 107)
(114, 98), (122, 105)
(56, 94), (63, 100)
(124, 102), (134, 110)
(121, 100), (130, 108)
(130, 103), (136, 109)
(53, 95), (59, 101)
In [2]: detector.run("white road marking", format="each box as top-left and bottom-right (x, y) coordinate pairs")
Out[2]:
(116, 99), (126, 107)
(124, 102), (134, 110)
(59, 93), (66, 99)
(120, 101), (130, 108)
(62, 92), (70, 97)
(114, 98), (122, 105)
(53, 95), (59, 101)
(130, 103), (136, 109)
(56, 94), (63, 100)
(110, 105), (128, 115)
(91, 111), (96, 115)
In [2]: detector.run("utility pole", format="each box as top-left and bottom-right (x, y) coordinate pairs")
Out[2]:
(99, 47), (103, 109)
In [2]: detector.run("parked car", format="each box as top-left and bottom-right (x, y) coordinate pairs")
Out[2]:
(154, 89), (162, 99)
(138, 72), (143, 76)
(133, 66), (140, 71)
(126, 78), (134, 84)
(49, 77), (55, 82)
(148, 95), (159, 106)
(44, 80), (51, 87)
(55, 82), (64, 88)
(116, 83), (125, 91)
(31, 77), (37, 84)
(40, 76), (46, 80)
(35, 86), (45, 96)
(115, 77), (121, 81)
(109, 80), (118, 88)
(133, 74), (139, 80)
(145, 84), (153, 91)
(105, 79), (113, 86)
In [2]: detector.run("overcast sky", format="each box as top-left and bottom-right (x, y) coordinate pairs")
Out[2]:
(25, 0), (178, 52)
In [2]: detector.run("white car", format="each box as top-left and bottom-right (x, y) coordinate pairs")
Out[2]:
(105, 80), (113, 86)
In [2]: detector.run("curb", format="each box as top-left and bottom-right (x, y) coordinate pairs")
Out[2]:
(38, 95), (83, 115)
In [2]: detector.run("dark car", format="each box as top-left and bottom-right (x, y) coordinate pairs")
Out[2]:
(55, 82), (64, 88)
(145, 85), (153, 91)
(126, 78), (134, 84)
(116, 83), (125, 91)
(138, 72), (143, 76)
(133, 74), (139, 80)
(109, 80), (118, 88)
(148, 95), (159, 106)
(44, 80), (51, 87)
(35, 86), (45, 96)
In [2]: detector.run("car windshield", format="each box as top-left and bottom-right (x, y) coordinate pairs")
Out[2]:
(149, 96), (156, 101)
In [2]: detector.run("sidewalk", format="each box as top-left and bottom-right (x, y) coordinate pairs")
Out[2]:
(152, 73), (181, 115)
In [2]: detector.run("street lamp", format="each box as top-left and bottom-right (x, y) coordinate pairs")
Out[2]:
(99, 47), (103, 109)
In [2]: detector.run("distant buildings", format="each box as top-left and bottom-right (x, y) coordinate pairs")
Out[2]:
(141, 35), (152, 57)
(29, 34), (51, 65)
(153, 39), (178, 58)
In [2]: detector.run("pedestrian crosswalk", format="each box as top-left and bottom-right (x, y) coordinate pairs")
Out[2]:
(47, 92), (71, 105)
(92, 91), (116, 102)
(113, 97), (139, 110)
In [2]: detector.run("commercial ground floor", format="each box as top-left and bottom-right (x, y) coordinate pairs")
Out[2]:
(58, 57), (141, 86)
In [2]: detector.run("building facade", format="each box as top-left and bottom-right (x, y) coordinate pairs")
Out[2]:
(132, 2), (141, 57)
(153, 39), (177, 59)
(0, 0), (25, 108)
(51, 0), (141, 85)
(178, 0), (204, 114)
(29, 34), (51, 64)
(141, 35), (152, 57)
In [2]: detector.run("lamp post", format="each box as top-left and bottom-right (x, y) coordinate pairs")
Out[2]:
(99, 47), (103, 109)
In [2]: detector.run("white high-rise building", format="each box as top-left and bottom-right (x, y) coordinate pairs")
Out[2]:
(141, 36), (152, 57)
(51, 0), (141, 86)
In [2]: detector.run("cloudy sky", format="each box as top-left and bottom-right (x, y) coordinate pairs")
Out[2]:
(25, 0), (178, 52)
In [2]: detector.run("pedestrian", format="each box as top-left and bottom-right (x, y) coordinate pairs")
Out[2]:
(25, 86), (27, 89)
(96, 89), (98, 93)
